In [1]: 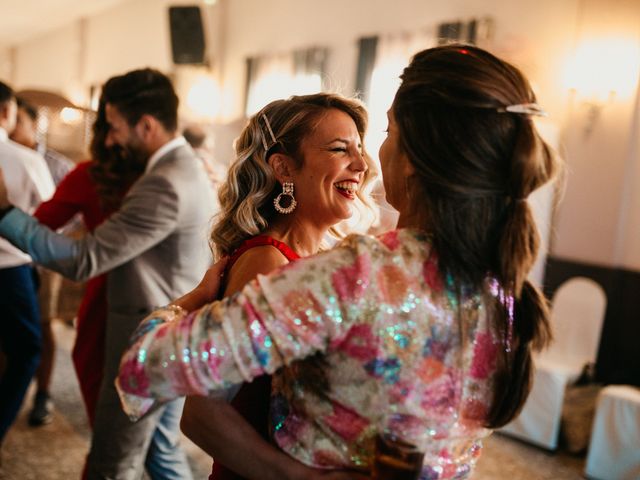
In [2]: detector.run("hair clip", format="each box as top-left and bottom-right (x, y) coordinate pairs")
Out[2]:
(260, 113), (278, 151)
(497, 103), (547, 117)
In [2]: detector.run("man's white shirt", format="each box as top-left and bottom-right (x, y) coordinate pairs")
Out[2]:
(0, 127), (54, 267)
(144, 136), (188, 173)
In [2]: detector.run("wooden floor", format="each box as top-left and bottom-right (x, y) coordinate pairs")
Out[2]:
(1, 320), (587, 479)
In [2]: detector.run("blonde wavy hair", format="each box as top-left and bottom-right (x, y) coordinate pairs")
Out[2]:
(211, 93), (377, 259)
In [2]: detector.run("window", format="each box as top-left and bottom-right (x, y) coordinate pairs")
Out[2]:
(244, 47), (327, 116)
(357, 18), (494, 164)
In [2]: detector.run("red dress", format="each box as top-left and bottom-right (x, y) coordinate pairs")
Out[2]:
(210, 235), (300, 480)
(34, 161), (121, 427)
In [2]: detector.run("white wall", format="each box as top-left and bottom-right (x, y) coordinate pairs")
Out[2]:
(7, 0), (201, 103)
(84, 0), (173, 87)
(550, 0), (640, 268)
(614, 84), (640, 270)
(13, 23), (81, 98)
(0, 47), (12, 81)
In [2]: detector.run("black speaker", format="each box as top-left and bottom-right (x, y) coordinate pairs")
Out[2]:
(169, 6), (206, 65)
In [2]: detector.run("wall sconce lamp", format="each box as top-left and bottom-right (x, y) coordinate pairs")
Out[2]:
(563, 37), (640, 137)
(174, 66), (222, 122)
(59, 107), (83, 125)
(567, 89), (617, 138)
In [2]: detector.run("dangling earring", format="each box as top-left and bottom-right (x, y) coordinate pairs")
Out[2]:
(274, 182), (297, 214)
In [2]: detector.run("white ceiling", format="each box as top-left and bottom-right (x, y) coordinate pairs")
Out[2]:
(0, 0), (131, 48)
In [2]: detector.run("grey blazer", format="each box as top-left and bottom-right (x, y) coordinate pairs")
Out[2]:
(0, 143), (217, 477)
(0, 143), (217, 319)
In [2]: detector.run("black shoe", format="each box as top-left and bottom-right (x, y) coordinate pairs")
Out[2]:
(28, 391), (53, 426)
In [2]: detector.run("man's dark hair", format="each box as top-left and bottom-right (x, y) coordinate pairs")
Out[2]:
(16, 97), (38, 121)
(0, 81), (14, 105)
(101, 68), (179, 132)
(183, 125), (206, 149)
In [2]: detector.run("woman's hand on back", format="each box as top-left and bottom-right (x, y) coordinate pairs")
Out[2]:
(196, 257), (230, 300)
(172, 256), (229, 311)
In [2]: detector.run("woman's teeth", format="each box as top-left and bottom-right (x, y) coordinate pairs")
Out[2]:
(334, 181), (358, 194)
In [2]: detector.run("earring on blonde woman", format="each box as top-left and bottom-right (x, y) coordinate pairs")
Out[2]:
(273, 182), (297, 214)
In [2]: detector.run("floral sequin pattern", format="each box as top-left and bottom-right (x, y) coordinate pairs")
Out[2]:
(378, 264), (411, 305)
(335, 323), (378, 362)
(117, 230), (497, 478)
(331, 253), (371, 302)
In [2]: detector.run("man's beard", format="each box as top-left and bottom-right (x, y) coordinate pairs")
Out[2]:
(123, 141), (149, 168)
(109, 144), (145, 176)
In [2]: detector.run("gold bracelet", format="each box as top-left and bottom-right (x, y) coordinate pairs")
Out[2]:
(164, 304), (187, 322)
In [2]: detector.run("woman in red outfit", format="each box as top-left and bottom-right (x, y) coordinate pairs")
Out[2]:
(34, 100), (143, 425)
(179, 93), (376, 479)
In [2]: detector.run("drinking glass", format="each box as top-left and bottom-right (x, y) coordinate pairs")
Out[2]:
(371, 413), (426, 480)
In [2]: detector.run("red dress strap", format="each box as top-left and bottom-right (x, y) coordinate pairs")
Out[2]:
(226, 235), (300, 271)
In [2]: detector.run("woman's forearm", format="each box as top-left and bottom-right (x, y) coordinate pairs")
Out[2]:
(172, 286), (211, 312)
(181, 396), (310, 480)
(172, 259), (229, 311)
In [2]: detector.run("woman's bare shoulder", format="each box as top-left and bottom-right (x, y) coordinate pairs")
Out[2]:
(224, 246), (290, 296)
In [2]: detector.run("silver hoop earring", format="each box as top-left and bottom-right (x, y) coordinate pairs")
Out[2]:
(273, 182), (297, 214)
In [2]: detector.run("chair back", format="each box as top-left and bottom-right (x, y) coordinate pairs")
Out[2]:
(542, 277), (607, 371)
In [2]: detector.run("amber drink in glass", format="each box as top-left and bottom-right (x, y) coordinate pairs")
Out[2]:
(372, 432), (424, 480)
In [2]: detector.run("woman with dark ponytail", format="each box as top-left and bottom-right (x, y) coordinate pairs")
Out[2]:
(117, 45), (559, 479)
(390, 46), (557, 427)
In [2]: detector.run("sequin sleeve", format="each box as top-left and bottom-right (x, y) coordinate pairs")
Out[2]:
(116, 234), (378, 420)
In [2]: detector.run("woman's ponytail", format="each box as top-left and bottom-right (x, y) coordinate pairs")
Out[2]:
(487, 122), (556, 428)
(499, 199), (539, 295)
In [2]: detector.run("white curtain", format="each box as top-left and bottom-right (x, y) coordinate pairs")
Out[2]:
(366, 31), (436, 165)
(365, 31), (436, 232)
(245, 48), (326, 116)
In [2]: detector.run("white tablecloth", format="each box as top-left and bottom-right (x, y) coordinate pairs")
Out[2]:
(585, 385), (640, 480)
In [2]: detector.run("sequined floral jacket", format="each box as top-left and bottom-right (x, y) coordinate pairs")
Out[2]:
(117, 229), (500, 479)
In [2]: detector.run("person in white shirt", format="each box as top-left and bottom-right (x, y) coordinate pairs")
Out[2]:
(11, 97), (74, 186)
(10, 96), (76, 427)
(0, 80), (54, 449)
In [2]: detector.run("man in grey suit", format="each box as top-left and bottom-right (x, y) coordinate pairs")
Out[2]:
(0, 69), (217, 479)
